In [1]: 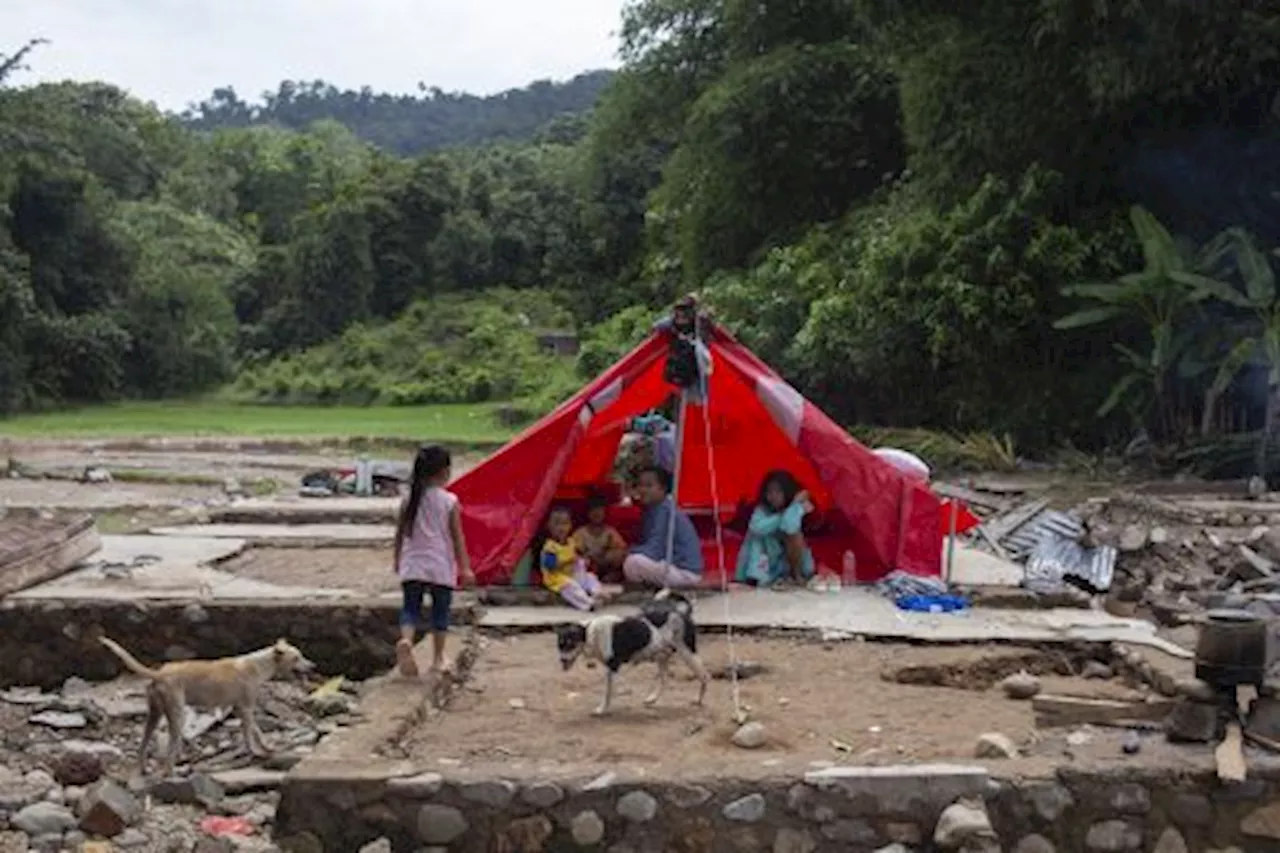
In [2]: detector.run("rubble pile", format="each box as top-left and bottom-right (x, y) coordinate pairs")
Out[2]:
(0, 673), (363, 852)
(948, 478), (1280, 627)
(1081, 497), (1280, 626)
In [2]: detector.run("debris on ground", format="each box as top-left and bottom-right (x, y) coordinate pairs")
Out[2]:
(0, 668), (362, 852)
(937, 475), (1280, 650)
(298, 461), (405, 498)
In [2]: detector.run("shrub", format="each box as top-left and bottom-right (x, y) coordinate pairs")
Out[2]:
(232, 289), (578, 409)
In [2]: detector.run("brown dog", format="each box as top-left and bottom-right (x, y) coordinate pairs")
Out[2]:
(99, 636), (315, 777)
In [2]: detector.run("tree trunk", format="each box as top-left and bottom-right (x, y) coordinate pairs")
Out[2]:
(1201, 387), (1218, 437)
(1257, 372), (1280, 484)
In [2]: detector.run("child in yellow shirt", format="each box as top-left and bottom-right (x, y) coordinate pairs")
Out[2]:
(541, 506), (605, 610)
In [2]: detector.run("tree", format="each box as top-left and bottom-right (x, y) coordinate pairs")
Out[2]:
(107, 201), (253, 396)
(652, 42), (902, 280)
(182, 72), (614, 155)
(0, 39), (47, 86)
(1054, 206), (1217, 439)
(1173, 229), (1280, 477)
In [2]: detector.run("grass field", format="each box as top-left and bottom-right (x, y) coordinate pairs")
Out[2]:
(0, 400), (517, 443)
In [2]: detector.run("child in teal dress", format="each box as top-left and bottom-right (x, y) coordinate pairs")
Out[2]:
(735, 470), (815, 587)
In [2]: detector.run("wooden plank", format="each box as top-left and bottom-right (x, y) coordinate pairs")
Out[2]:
(975, 524), (1011, 561)
(983, 499), (1050, 544)
(932, 482), (1008, 512)
(1032, 694), (1176, 728)
(1217, 722), (1247, 783)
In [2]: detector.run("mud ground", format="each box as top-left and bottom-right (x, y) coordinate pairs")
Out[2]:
(387, 634), (1201, 781)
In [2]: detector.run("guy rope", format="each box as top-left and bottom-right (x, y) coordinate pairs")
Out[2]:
(660, 297), (746, 724)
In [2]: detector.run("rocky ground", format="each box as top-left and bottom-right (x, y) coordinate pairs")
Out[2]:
(0, 670), (366, 852)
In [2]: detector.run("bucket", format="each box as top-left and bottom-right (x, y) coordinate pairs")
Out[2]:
(1195, 608), (1267, 687)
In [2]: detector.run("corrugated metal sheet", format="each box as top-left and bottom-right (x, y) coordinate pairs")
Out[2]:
(1018, 510), (1117, 593)
(1025, 537), (1117, 593)
(1003, 508), (1082, 560)
(978, 505), (1118, 593)
(962, 499), (1117, 593)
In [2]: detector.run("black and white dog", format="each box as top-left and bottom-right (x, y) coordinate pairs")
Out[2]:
(555, 589), (710, 716)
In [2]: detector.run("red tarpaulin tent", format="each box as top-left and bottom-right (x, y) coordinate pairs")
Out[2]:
(450, 321), (949, 585)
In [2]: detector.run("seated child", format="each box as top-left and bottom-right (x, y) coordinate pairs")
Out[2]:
(572, 491), (628, 582)
(623, 465), (704, 588)
(540, 506), (606, 610)
(734, 469), (815, 587)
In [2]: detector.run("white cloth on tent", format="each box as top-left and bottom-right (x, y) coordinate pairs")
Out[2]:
(872, 447), (930, 482)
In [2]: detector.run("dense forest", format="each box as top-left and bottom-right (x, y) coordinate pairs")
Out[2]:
(5, 0), (1280, 472)
(181, 71), (613, 154)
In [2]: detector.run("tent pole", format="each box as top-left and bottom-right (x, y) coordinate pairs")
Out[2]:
(664, 389), (689, 566)
(944, 499), (959, 585)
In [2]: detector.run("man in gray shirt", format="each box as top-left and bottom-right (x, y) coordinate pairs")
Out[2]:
(622, 466), (704, 588)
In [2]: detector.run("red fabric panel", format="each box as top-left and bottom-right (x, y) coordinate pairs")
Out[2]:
(713, 334), (943, 580)
(451, 321), (945, 585)
(449, 334), (666, 583)
(938, 500), (982, 536)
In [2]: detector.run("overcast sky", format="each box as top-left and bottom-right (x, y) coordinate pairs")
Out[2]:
(5, 0), (627, 112)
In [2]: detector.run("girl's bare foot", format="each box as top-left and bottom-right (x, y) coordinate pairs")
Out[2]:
(396, 640), (419, 678)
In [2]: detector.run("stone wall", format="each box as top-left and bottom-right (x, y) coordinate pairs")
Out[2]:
(274, 762), (1280, 853)
(0, 599), (477, 689)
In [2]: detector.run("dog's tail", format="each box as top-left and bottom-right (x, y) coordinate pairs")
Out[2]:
(99, 636), (160, 679)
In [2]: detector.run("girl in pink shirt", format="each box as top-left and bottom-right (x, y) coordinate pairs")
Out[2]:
(393, 445), (473, 677)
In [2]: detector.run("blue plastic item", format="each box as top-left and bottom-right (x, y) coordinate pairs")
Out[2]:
(895, 594), (969, 613)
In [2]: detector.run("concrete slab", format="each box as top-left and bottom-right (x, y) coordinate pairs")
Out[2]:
(0, 478), (220, 512)
(212, 496), (399, 524)
(945, 541), (1024, 587)
(9, 534), (360, 601)
(148, 523), (394, 546)
(478, 587), (1193, 658)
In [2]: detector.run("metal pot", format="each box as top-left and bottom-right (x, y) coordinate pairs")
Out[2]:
(1195, 608), (1268, 688)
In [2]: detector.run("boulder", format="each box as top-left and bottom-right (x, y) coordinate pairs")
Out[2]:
(1001, 672), (1041, 700)
(51, 750), (103, 787)
(732, 721), (768, 749)
(77, 779), (141, 837)
(975, 732), (1019, 759)
(11, 801), (76, 836)
(934, 799), (997, 850)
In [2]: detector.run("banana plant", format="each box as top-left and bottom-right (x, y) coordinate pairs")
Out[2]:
(1054, 205), (1212, 438)
(1171, 228), (1279, 478)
